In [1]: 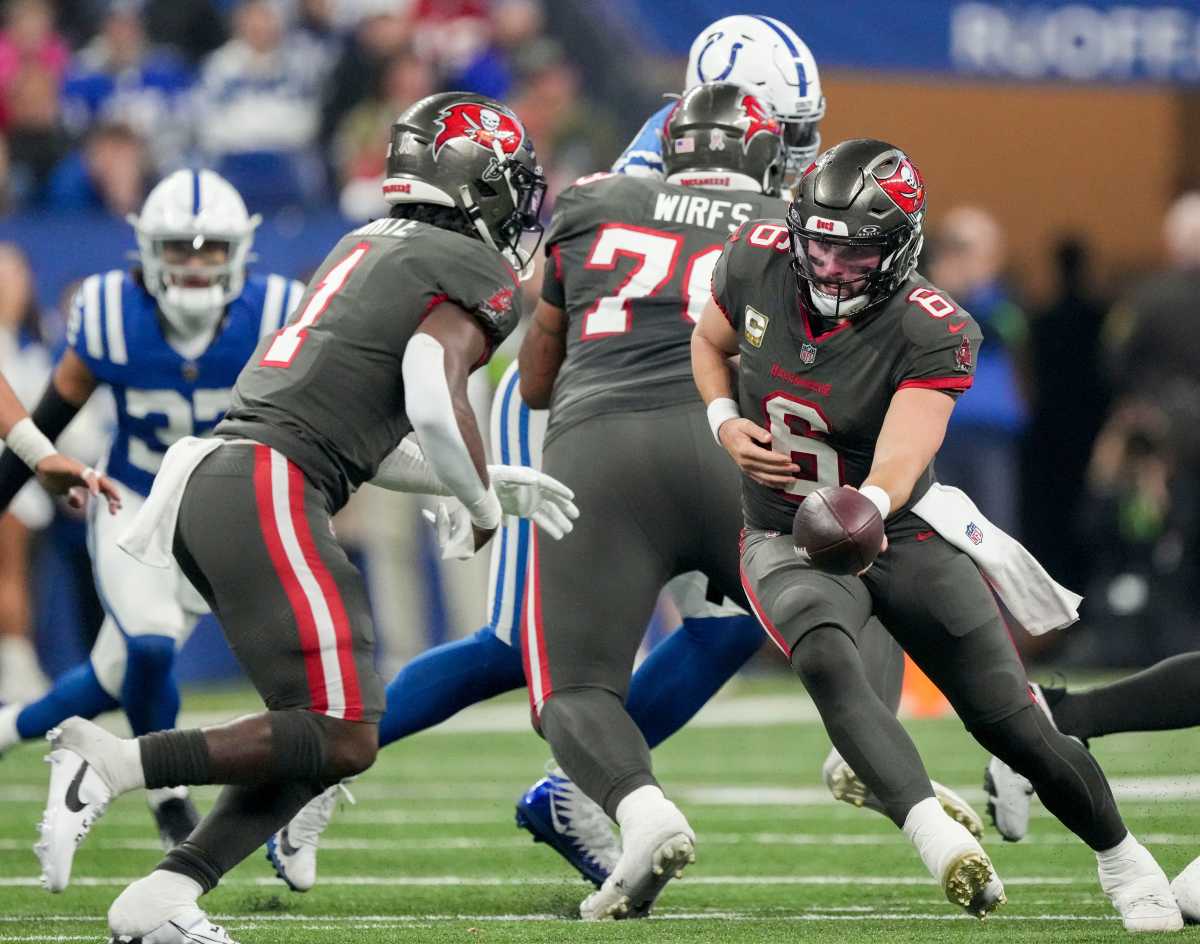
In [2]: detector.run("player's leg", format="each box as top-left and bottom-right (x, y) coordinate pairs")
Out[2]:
(531, 411), (694, 919)
(873, 528), (1181, 932)
(1045, 651), (1200, 740)
(1173, 855), (1200, 924)
(740, 529), (1002, 917)
(40, 444), (384, 938)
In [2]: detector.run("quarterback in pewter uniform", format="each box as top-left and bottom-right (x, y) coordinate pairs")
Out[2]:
(0, 169), (302, 858)
(514, 81), (790, 920)
(692, 138), (1183, 931)
(35, 92), (576, 944)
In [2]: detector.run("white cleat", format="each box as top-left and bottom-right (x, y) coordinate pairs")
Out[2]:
(579, 801), (695, 920)
(1100, 839), (1184, 932)
(109, 906), (240, 943)
(266, 781), (354, 892)
(36, 719), (122, 892)
(822, 748), (984, 839)
(1171, 855), (1200, 925)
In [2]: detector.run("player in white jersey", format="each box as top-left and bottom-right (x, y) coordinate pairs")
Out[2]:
(0, 170), (304, 862)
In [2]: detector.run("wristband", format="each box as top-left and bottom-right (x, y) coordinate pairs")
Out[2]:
(465, 486), (502, 530)
(6, 418), (56, 471)
(859, 484), (892, 520)
(706, 397), (741, 443)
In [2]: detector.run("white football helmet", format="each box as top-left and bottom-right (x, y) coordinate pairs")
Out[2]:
(685, 15), (825, 174)
(127, 169), (261, 336)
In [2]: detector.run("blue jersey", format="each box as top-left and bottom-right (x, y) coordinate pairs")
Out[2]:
(66, 271), (304, 496)
(612, 102), (672, 178)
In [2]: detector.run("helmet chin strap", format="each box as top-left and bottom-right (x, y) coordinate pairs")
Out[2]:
(160, 285), (225, 338)
(810, 285), (870, 319)
(458, 183), (535, 282)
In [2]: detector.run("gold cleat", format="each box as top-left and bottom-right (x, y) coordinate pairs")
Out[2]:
(943, 850), (1006, 918)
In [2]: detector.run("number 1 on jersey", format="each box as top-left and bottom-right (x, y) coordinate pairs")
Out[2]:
(261, 242), (369, 367)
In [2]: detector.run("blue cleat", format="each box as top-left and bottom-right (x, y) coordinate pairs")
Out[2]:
(515, 764), (621, 887)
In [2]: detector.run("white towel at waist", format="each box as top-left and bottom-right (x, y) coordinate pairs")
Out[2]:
(117, 436), (225, 568)
(911, 482), (1081, 636)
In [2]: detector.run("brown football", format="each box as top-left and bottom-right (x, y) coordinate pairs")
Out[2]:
(792, 486), (885, 575)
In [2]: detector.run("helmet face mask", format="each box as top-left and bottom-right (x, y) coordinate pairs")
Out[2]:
(786, 139), (927, 319)
(384, 93), (547, 278)
(129, 169), (260, 337)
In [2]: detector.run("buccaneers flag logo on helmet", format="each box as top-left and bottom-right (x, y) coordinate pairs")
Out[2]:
(739, 95), (781, 152)
(433, 104), (524, 159)
(873, 153), (926, 217)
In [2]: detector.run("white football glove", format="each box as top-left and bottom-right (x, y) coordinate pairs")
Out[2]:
(421, 466), (579, 560)
(487, 464), (579, 540)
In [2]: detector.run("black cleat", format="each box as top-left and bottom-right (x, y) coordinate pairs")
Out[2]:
(152, 796), (200, 851)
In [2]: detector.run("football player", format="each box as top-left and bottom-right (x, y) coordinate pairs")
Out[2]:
(513, 81), (796, 919)
(615, 14), (824, 185)
(0, 371), (119, 510)
(692, 138), (1182, 931)
(0, 169), (302, 853)
(35, 92), (571, 944)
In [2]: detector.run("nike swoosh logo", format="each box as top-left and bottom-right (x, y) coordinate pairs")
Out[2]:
(279, 827), (302, 857)
(948, 321), (968, 334)
(915, 530), (936, 542)
(65, 761), (90, 814)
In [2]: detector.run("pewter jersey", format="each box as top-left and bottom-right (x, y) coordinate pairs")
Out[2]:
(541, 173), (785, 444)
(712, 219), (983, 534)
(220, 219), (521, 511)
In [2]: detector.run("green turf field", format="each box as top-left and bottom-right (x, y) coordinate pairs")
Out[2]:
(1, 680), (1196, 942)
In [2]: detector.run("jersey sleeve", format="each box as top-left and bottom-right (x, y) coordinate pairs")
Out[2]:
(612, 102), (671, 178)
(711, 221), (771, 334)
(895, 288), (984, 398)
(65, 272), (125, 383)
(438, 245), (523, 352)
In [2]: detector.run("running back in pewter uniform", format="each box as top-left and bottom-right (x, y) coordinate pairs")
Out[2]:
(221, 220), (519, 511)
(695, 140), (1182, 930)
(518, 82), (789, 921)
(33, 93), (555, 944)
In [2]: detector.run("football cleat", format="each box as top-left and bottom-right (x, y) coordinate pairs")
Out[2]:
(579, 799), (694, 920)
(1171, 855), (1200, 925)
(148, 788), (199, 852)
(943, 849), (1006, 918)
(1099, 839), (1184, 932)
(822, 748), (984, 839)
(983, 682), (1057, 842)
(266, 781), (354, 892)
(109, 906), (239, 944)
(36, 719), (122, 892)
(515, 765), (620, 887)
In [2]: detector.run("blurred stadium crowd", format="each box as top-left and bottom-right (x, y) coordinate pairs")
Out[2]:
(0, 0), (1196, 701)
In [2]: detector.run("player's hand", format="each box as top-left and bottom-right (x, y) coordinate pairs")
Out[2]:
(34, 454), (121, 514)
(718, 418), (799, 488)
(422, 502), (476, 560)
(488, 465), (579, 540)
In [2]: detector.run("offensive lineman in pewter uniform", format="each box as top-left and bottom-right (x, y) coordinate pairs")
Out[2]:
(692, 138), (1182, 931)
(35, 93), (570, 944)
(516, 82), (787, 920)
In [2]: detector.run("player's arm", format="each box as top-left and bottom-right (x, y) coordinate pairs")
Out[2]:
(0, 350), (119, 513)
(692, 298), (799, 488)
(861, 387), (956, 515)
(402, 301), (499, 553)
(517, 300), (567, 409)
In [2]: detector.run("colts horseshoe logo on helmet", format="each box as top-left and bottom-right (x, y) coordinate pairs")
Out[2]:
(739, 95), (780, 152)
(432, 103), (524, 159)
(873, 153), (925, 217)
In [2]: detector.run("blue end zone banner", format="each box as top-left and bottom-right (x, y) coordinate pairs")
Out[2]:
(632, 1), (1200, 84)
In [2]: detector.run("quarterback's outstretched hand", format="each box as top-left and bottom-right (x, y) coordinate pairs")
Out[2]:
(488, 465), (579, 540)
(35, 454), (121, 514)
(718, 418), (799, 489)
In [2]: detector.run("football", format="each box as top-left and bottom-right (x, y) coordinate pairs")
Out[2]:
(792, 486), (885, 575)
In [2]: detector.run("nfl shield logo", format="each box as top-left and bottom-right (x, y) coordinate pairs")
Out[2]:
(800, 342), (817, 366)
(966, 522), (983, 545)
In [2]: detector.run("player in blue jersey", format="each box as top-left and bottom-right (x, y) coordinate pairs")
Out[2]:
(0, 169), (303, 862)
(613, 14), (825, 184)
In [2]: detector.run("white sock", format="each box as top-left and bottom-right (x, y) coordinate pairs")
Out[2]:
(902, 796), (977, 881)
(112, 737), (147, 794)
(0, 702), (20, 752)
(615, 785), (667, 830)
(108, 869), (203, 935)
(1096, 831), (1137, 867)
